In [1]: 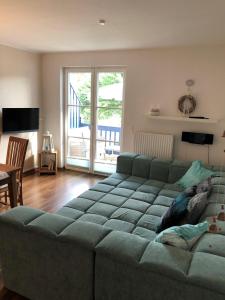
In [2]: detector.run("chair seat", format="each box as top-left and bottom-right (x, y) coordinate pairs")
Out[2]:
(0, 171), (9, 180)
(0, 184), (8, 191)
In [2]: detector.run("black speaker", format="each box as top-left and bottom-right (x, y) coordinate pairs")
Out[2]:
(181, 132), (214, 145)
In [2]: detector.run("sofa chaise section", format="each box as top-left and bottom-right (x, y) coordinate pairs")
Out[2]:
(0, 206), (111, 300)
(95, 230), (225, 300)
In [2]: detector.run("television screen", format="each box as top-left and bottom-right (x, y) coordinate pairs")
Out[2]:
(2, 108), (39, 133)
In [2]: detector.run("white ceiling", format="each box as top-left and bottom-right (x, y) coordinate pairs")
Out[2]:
(1, 0), (225, 53)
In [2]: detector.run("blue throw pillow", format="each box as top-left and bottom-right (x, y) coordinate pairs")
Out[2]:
(156, 191), (193, 233)
(155, 221), (208, 250)
(177, 160), (214, 188)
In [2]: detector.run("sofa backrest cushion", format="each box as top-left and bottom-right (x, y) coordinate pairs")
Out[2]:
(149, 158), (172, 182)
(168, 160), (191, 183)
(116, 153), (138, 174)
(132, 155), (154, 178)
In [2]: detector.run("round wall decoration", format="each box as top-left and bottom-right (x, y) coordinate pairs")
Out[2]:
(178, 95), (196, 115)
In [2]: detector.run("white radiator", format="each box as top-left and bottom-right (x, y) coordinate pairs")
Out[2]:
(134, 132), (174, 159)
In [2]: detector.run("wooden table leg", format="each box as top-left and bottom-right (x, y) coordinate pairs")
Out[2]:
(8, 172), (17, 208)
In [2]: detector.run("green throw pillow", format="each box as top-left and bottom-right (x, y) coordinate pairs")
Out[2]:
(154, 221), (208, 250)
(177, 160), (214, 188)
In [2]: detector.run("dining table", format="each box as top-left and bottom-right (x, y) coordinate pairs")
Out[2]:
(0, 164), (20, 208)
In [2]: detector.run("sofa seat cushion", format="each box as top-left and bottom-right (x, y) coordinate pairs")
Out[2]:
(57, 161), (223, 243)
(104, 219), (135, 233)
(130, 191), (156, 204)
(90, 183), (114, 193)
(99, 194), (127, 206)
(122, 199), (150, 213)
(193, 232), (225, 257)
(140, 242), (192, 279)
(65, 197), (96, 212)
(159, 189), (180, 198)
(79, 213), (108, 225)
(144, 179), (165, 188)
(132, 226), (157, 241)
(137, 214), (162, 231)
(137, 184), (161, 195)
(100, 172), (129, 186)
(100, 177), (123, 186)
(117, 180), (142, 191)
(111, 208), (143, 224)
(79, 190), (106, 201)
(110, 187), (134, 198)
(163, 183), (183, 192)
(200, 203), (224, 221)
(153, 195), (174, 207)
(57, 174), (180, 237)
(57, 207), (84, 220)
(188, 252), (225, 294)
(87, 203), (118, 218)
(96, 230), (149, 265)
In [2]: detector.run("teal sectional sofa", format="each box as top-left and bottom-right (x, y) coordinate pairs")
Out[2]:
(0, 153), (225, 300)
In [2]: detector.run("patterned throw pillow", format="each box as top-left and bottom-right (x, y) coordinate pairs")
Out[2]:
(155, 221), (208, 250)
(196, 177), (212, 194)
(186, 192), (209, 224)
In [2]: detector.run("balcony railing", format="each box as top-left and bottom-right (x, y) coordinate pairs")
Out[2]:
(69, 83), (121, 148)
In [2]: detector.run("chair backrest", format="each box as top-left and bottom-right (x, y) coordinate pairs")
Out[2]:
(6, 136), (29, 179)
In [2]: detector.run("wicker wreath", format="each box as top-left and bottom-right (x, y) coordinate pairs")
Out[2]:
(178, 95), (196, 115)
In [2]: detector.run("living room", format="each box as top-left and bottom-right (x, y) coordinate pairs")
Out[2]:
(0, 1), (225, 299)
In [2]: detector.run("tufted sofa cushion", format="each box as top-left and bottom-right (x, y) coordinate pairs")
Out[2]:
(149, 158), (172, 182)
(132, 155), (154, 178)
(168, 159), (191, 183)
(57, 172), (179, 240)
(56, 154), (223, 242)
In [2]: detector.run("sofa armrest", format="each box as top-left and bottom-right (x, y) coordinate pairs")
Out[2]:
(0, 206), (45, 228)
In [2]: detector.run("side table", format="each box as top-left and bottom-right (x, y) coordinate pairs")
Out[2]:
(39, 151), (57, 175)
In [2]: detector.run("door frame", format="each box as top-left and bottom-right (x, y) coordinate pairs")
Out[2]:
(63, 66), (126, 174)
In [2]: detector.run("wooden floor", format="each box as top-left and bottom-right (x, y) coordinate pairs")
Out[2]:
(0, 169), (104, 300)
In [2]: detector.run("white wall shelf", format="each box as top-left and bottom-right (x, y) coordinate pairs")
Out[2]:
(146, 114), (218, 124)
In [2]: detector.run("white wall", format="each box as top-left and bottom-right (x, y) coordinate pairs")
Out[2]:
(42, 46), (225, 167)
(0, 45), (42, 170)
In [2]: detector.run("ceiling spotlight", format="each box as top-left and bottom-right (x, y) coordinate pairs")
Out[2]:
(98, 19), (106, 26)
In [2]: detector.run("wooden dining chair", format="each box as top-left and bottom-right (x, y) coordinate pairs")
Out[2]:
(0, 136), (29, 206)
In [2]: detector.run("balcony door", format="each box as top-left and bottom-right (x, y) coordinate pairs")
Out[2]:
(64, 68), (125, 174)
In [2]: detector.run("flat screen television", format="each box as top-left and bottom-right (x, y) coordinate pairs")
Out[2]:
(2, 108), (39, 133)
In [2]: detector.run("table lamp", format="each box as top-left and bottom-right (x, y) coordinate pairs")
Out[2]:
(42, 131), (54, 152)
